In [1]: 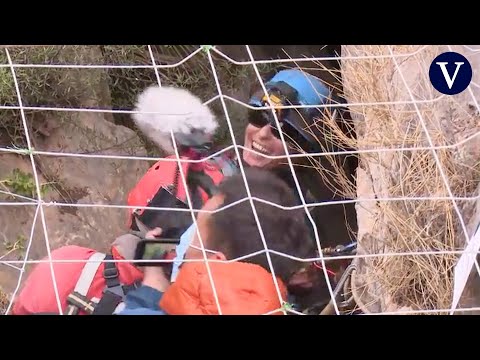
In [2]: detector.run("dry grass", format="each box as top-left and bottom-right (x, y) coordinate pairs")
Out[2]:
(276, 45), (480, 313)
(0, 288), (9, 315)
(325, 45), (480, 314)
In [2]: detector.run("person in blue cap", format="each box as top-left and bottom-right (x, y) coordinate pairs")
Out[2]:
(243, 68), (333, 168)
(242, 69), (356, 220)
(239, 68), (358, 312)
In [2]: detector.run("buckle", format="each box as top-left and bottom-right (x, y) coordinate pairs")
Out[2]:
(103, 266), (119, 279)
(103, 285), (125, 298)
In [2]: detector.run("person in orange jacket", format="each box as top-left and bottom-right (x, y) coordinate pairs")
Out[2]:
(119, 167), (316, 315)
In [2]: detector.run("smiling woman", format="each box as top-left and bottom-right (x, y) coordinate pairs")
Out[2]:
(242, 68), (332, 169)
(243, 123), (287, 169)
(236, 68), (359, 310)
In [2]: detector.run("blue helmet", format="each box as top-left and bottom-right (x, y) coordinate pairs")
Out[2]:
(248, 69), (339, 152)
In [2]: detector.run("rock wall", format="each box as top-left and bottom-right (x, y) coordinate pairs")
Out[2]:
(342, 45), (480, 313)
(0, 111), (150, 299)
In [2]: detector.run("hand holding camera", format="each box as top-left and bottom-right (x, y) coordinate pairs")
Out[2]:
(135, 227), (178, 293)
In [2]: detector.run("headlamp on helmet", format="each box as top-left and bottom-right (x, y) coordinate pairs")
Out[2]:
(247, 76), (326, 153)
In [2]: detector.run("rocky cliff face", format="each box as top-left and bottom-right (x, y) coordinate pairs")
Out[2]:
(341, 45), (480, 313)
(0, 112), (150, 300)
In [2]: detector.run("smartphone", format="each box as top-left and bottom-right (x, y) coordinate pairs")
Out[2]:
(133, 238), (180, 268)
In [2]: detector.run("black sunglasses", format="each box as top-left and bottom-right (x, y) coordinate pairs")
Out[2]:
(248, 107), (282, 136)
(247, 107), (315, 150)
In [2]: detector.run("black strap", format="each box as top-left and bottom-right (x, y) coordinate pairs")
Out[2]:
(92, 284), (141, 315)
(103, 254), (121, 288)
(92, 254), (124, 315)
(60, 254), (141, 315)
(92, 292), (123, 315)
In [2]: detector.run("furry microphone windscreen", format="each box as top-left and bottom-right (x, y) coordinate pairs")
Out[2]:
(132, 85), (219, 155)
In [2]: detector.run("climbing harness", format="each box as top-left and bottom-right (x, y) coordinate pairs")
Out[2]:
(302, 241), (362, 315)
(323, 241), (360, 315)
(64, 251), (141, 315)
(63, 217), (156, 316)
(318, 260), (358, 315)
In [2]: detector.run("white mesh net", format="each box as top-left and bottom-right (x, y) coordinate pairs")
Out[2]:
(1, 44), (479, 315)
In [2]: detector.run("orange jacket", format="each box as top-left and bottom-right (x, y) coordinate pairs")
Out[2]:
(11, 245), (143, 315)
(160, 261), (287, 315)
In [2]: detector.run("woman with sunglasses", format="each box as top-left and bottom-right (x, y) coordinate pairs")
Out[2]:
(231, 69), (359, 312)
(244, 69), (332, 168)
(242, 69), (357, 246)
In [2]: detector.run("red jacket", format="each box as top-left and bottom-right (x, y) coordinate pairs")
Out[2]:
(12, 245), (142, 315)
(126, 155), (225, 229)
(160, 261), (288, 315)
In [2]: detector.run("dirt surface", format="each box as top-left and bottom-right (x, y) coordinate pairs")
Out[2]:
(0, 111), (150, 312)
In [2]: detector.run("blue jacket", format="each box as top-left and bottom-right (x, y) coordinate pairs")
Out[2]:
(118, 285), (167, 315)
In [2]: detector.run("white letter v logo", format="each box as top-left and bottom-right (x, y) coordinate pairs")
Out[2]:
(436, 62), (464, 89)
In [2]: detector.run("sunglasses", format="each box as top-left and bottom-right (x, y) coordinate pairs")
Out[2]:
(247, 106), (314, 151)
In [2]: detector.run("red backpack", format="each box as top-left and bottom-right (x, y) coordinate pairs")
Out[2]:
(12, 244), (143, 315)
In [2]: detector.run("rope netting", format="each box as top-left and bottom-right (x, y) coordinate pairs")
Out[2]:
(0, 44), (479, 315)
